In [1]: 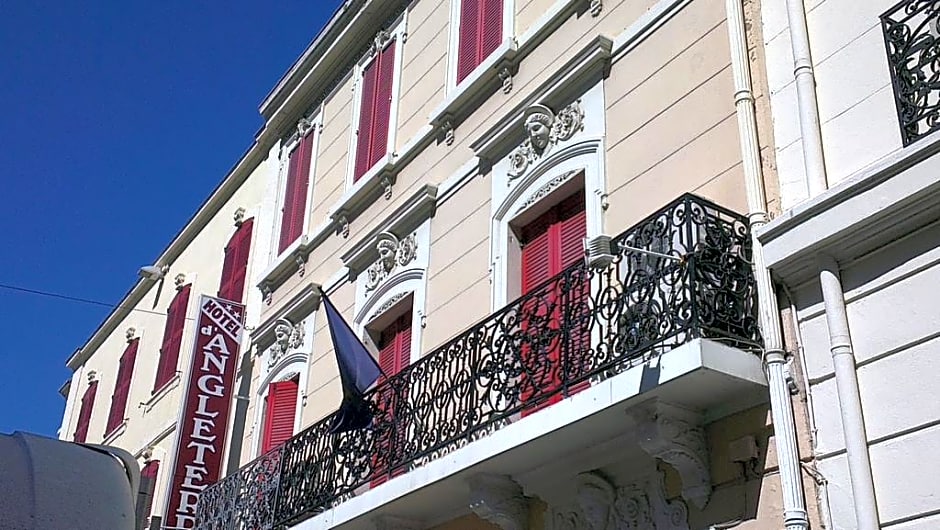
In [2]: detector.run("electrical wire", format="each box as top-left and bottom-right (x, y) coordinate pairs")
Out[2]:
(0, 281), (171, 318)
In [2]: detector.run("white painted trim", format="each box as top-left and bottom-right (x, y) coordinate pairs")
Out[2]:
(251, 354), (310, 458)
(346, 15), (408, 192)
(102, 419), (129, 444)
(141, 373), (182, 414)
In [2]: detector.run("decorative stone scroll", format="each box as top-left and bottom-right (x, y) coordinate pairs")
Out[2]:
(517, 170), (581, 213)
(628, 402), (711, 509)
(551, 471), (689, 530)
(468, 474), (530, 530)
(269, 318), (305, 368)
(364, 231), (418, 293)
(590, 0), (603, 17)
(508, 102), (585, 179)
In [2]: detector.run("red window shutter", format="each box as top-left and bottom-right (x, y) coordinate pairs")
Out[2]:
(106, 338), (139, 435)
(154, 284), (191, 391)
(219, 218), (254, 303)
(73, 380), (98, 443)
(261, 378), (299, 453)
(354, 57), (380, 181)
(457, 0), (481, 83)
(136, 460), (160, 529)
(372, 312), (412, 487)
(278, 132), (313, 253)
(371, 40), (396, 172)
(480, 0), (503, 61)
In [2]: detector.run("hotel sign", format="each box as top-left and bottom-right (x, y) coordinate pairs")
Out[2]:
(164, 295), (245, 529)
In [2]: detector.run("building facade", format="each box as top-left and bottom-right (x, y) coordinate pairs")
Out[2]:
(758, 0), (940, 529)
(57, 0), (843, 529)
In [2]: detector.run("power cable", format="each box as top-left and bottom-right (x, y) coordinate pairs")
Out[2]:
(0, 281), (171, 318)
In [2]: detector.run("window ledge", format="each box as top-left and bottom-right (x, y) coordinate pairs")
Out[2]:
(143, 373), (182, 413)
(103, 420), (128, 444)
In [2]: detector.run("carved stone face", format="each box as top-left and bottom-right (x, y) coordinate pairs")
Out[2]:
(274, 322), (292, 346)
(377, 240), (397, 271)
(525, 114), (552, 151)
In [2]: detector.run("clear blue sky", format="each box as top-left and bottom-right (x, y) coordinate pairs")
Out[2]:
(0, 1), (341, 437)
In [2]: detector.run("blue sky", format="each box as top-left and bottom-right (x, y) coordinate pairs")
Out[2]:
(0, 2), (341, 436)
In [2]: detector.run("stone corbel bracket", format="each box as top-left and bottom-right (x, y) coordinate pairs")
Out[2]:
(468, 473), (530, 530)
(627, 401), (711, 509)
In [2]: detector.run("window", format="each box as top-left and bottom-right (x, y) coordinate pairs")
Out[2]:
(106, 338), (139, 435)
(73, 380), (98, 443)
(136, 460), (160, 530)
(371, 311), (412, 486)
(260, 376), (299, 453)
(279, 132), (314, 253)
(219, 218), (254, 303)
(456, 0), (503, 84)
(154, 284), (191, 392)
(354, 38), (397, 181)
(517, 191), (587, 414)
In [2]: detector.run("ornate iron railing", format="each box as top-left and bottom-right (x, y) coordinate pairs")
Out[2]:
(195, 194), (760, 530)
(882, 0), (940, 145)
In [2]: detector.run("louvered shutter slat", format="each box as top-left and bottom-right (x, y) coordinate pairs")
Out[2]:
(289, 133), (313, 245)
(74, 381), (98, 442)
(480, 0), (503, 61)
(370, 41), (396, 172)
(155, 285), (191, 391)
(136, 460), (160, 530)
(229, 218), (253, 303)
(107, 339), (139, 434)
(278, 149), (302, 252)
(262, 379), (298, 453)
(457, 0), (481, 83)
(354, 57), (380, 181)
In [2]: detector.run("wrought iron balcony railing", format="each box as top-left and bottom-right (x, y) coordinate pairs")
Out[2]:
(882, 0), (940, 146)
(195, 194), (761, 530)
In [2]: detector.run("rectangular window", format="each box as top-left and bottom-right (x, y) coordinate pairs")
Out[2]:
(106, 338), (139, 435)
(154, 284), (191, 392)
(372, 311), (412, 486)
(261, 376), (299, 453)
(518, 191), (587, 415)
(219, 218), (254, 303)
(354, 39), (397, 181)
(73, 380), (98, 443)
(279, 132), (314, 253)
(136, 460), (160, 530)
(456, 0), (503, 84)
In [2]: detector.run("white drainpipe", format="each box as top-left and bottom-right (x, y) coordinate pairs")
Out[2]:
(725, 1), (809, 528)
(786, 0), (829, 196)
(817, 256), (881, 529)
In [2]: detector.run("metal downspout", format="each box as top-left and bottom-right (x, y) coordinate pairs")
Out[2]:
(725, 0), (809, 528)
(817, 256), (881, 529)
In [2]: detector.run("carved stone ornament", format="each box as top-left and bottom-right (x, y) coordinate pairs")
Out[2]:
(370, 29), (392, 57)
(125, 327), (137, 343)
(364, 231), (418, 293)
(295, 254), (307, 277)
(590, 0), (603, 17)
(336, 214), (351, 239)
(442, 118), (455, 146)
(374, 292), (408, 316)
(551, 471), (689, 530)
(381, 175), (393, 200)
(174, 273), (187, 290)
(233, 206), (246, 227)
(261, 283), (273, 305)
(629, 402), (711, 509)
(269, 318), (305, 368)
(499, 67), (513, 94)
(508, 101), (585, 179)
(87, 370), (98, 383)
(517, 170), (580, 213)
(286, 115), (316, 147)
(468, 474), (529, 530)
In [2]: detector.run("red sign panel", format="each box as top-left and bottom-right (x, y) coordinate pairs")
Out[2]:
(164, 295), (245, 529)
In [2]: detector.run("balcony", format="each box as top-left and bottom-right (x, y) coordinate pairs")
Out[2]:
(882, 0), (940, 146)
(196, 194), (763, 530)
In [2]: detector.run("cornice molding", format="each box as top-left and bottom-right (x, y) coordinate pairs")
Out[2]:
(252, 282), (322, 347)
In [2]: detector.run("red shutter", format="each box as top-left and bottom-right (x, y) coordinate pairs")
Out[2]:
(354, 57), (380, 181)
(106, 338), (139, 434)
(73, 380), (98, 443)
(372, 312), (412, 487)
(279, 132), (313, 253)
(219, 218), (254, 303)
(480, 0), (503, 61)
(518, 192), (586, 415)
(261, 378), (299, 453)
(137, 460), (160, 529)
(371, 41), (396, 172)
(457, 0), (481, 84)
(154, 284), (191, 391)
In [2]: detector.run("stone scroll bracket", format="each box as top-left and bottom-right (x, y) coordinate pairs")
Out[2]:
(627, 401), (711, 510)
(468, 473), (530, 530)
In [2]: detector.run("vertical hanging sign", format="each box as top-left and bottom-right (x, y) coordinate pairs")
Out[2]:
(164, 295), (245, 529)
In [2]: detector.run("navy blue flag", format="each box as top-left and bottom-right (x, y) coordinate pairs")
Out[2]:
(322, 294), (383, 433)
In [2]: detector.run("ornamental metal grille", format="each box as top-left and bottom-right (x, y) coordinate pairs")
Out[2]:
(195, 193), (761, 530)
(882, 0), (940, 145)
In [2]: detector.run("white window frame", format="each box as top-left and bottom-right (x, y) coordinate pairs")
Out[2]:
(251, 350), (310, 458)
(345, 14), (408, 191)
(272, 112), (322, 261)
(446, 0), (515, 93)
